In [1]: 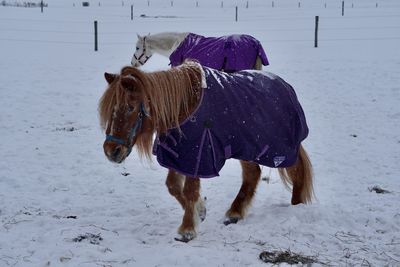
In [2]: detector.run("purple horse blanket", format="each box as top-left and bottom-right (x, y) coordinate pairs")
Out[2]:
(153, 66), (309, 178)
(169, 33), (269, 72)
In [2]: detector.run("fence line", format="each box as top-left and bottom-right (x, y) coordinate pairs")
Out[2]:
(2, 25), (400, 35)
(1, 5), (400, 49)
(1, 36), (399, 46)
(0, 28), (92, 34)
(45, 1), (400, 9)
(0, 38), (91, 44)
(1, 13), (399, 25)
(6, 0), (400, 10)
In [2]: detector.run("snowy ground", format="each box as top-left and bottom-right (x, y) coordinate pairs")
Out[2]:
(0, 0), (399, 266)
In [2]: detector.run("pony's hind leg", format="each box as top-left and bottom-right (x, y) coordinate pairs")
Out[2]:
(278, 144), (314, 205)
(225, 160), (261, 225)
(175, 177), (202, 242)
(253, 56), (262, 70)
(165, 169), (186, 208)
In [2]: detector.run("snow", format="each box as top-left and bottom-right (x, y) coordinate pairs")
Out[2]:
(243, 70), (277, 80)
(1, 0), (400, 266)
(207, 68), (229, 87)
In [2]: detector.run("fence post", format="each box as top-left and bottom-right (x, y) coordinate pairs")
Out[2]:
(235, 6), (238, 21)
(147, 0), (150, 6)
(272, 1), (274, 8)
(314, 16), (319, 48)
(246, 1), (248, 8)
(171, 1), (173, 7)
(342, 1), (344, 16)
(221, 1), (223, 8)
(131, 5), (133, 20)
(40, 0), (43, 12)
(94, 20), (98, 51)
(298, 2), (300, 8)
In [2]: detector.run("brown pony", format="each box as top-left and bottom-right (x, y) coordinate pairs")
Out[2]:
(99, 62), (314, 242)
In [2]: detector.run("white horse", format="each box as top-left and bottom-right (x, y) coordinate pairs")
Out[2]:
(131, 32), (188, 67)
(131, 32), (269, 72)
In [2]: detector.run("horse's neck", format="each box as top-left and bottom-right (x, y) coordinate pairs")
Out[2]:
(147, 32), (189, 57)
(149, 63), (204, 132)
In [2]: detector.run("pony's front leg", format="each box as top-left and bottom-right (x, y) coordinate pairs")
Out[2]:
(165, 170), (186, 208)
(175, 177), (202, 242)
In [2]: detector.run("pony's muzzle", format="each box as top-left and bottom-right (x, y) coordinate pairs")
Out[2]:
(103, 142), (127, 163)
(112, 146), (121, 159)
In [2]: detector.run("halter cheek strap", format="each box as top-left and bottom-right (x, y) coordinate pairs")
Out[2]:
(106, 102), (150, 157)
(134, 36), (152, 66)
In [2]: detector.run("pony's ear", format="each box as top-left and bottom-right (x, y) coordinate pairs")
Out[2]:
(120, 75), (138, 92)
(137, 33), (143, 40)
(104, 72), (117, 84)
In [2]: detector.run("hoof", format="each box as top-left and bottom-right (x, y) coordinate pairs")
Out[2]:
(175, 231), (196, 243)
(223, 217), (239, 226)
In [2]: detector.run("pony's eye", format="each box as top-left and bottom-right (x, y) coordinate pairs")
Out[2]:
(136, 47), (139, 50)
(127, 105), (135, 112)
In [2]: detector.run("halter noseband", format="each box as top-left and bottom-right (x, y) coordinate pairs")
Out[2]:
(134, 36), (151, 66)
(106, 102), (150, 157)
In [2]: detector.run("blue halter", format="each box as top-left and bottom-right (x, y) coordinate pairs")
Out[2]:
(105, 102), (150, 157)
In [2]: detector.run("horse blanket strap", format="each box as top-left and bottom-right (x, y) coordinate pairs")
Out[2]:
(169, 33), (269, 72)
(153, 67), (309, 178)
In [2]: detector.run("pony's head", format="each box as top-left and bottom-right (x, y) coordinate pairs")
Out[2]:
(99, 67), (154, 163)
(131, 34), (153, 67)
(99, 62), (203, 163)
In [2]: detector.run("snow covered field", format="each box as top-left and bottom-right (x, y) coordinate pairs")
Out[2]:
(0, 0), (399, 266)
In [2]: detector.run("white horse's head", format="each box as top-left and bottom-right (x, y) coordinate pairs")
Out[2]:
(131, 34), (153, 67)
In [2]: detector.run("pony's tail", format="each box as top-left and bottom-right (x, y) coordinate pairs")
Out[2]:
(277, 144), (314, 204)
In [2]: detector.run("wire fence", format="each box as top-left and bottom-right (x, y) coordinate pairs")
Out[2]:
(34, 0), (400, 10)
(1, 35), (400, 46)
(2, 24), (400, 35)
(1, 2), (400, 48)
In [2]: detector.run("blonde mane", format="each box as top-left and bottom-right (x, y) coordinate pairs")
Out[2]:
(98, 62), (203, 158)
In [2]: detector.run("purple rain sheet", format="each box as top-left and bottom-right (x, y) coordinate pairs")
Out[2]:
(169, 33), (269, 72)
(153, 66), (309, 178)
